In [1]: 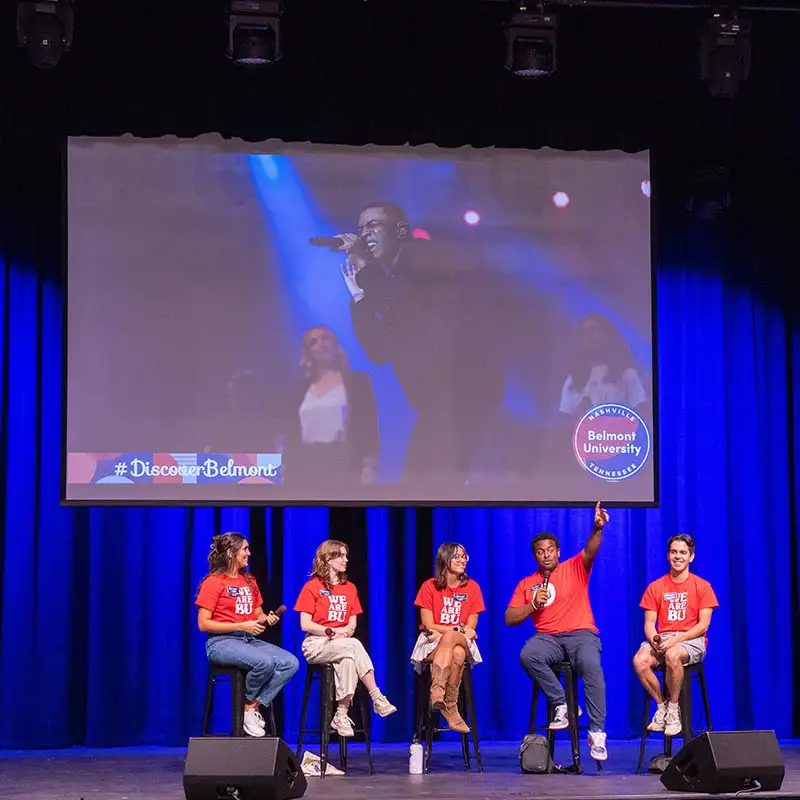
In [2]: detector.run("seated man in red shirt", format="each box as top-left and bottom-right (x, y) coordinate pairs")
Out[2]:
(633, 534), (718, 737)
(505, 502), (610, 762)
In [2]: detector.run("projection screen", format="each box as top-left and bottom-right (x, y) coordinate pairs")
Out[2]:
(64, 137), (656, 505)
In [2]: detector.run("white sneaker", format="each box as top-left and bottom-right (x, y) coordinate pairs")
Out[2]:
(648, 703), (667, 732)
(589, 730), (608, 761)
(664, 704), (682, 736)
(243, 708), (266, 737)
(549, 703), (569, 730)
(372, 693), (397, 718)
(331, 712), (355, 737)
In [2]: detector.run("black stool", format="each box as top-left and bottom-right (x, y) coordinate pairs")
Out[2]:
(414, 663), (482, 773)
(637, 661), (711, 774)
(529, 660), (602, 773)
(202, 664), (276, 737)
(295, 662), (374, 778)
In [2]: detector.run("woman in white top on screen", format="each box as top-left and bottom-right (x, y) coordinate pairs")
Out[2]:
(282, 325), (379, 487)
(559, 313), (649, 417)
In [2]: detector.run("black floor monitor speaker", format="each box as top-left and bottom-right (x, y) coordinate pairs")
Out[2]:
(660, 731), (784, 794)
(183, 737), (307, 800)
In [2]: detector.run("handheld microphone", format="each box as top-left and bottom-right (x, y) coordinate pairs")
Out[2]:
(533, 570), (551, 611)
(325, 627), (335, 639)
(309, 236), (345, 250)
(271, 604), (287, 618)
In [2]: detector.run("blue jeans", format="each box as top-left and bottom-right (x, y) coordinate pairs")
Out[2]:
(207, 633), (300, 708)
(520, 630), (606, 732)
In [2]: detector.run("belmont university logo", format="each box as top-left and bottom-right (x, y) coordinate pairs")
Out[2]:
(572, 404), (651, 482)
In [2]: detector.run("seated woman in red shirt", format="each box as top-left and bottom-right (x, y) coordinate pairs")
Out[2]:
(411, 542), (485, 733)
(294, 539), (397, 737)
(196, 533), (299, 737)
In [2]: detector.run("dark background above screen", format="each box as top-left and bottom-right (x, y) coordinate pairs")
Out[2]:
(64, 139), (655, 505)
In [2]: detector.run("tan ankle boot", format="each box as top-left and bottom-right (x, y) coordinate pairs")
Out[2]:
(442, 683), (470, 733)
(429, 664), (450, 711)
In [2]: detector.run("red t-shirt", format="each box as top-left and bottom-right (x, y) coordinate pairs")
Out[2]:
(195, 572), (263, 624)
(508, 553), (597, 635)
(294, 577), (363, 628)
(414, 578), (486, 627)
(640, 573), (719, 635)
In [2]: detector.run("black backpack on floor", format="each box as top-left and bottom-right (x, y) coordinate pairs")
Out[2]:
(520, 734), (554, 774)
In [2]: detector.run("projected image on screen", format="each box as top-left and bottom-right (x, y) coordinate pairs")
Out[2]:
(65, 138), (654, 504)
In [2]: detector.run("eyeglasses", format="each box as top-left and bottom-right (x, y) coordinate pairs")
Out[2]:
(451, 554), (469, 563)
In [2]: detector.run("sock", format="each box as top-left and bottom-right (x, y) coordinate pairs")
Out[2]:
(668, 701), (680, 710)
(336, 707), (349, 716)
(368, 687), (382, 700)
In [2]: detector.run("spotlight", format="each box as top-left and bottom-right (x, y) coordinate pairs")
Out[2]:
(505, 5), (557, 79)
(16, 0), (74, 69)
(700, 13), (751, 99)
(226, 0), (283, 66)
(463, 210), (481, 226)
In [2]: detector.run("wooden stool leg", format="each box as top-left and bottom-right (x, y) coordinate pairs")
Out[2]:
(295, 669), (313, 761)
(564, 668), (582, 774)
(424, 670), (434, 773)
(698, 667), (712, 731)
(637, 688), (650, 774)
(202, 675), (215, 736)
(361, 691), (374, 776)
(463, 668), (482, 774)
(529, 683), (539, 733)
(680, 674), (692, 748)
(231, 671), (245, 738)
(320, 669), (333, 778)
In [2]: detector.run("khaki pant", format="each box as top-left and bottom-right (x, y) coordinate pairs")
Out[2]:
(301, 636), (375, 700)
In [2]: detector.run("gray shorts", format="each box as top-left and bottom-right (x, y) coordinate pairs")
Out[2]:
(639, 633), (706, 666)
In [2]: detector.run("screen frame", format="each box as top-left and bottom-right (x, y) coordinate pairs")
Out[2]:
(60, 136), (660, 508)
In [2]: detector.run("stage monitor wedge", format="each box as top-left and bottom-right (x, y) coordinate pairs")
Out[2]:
(183, 736), (307, 800)
(660, 730), (785, 794)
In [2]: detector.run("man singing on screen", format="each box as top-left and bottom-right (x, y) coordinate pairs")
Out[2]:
(505, 502), (610, 761)
(335, 202), (503, 483)
(632, 534), (718, 736)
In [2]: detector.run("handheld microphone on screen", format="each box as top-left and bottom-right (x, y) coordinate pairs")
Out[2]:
(325, 627), (335, 639)
(309, 236), (345, 251)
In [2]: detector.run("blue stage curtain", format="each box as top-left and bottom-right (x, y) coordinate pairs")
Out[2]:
(0, 146), (797, 747)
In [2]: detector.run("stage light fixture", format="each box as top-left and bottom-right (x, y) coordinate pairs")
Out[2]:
(700, 13), (751, 99)
(16, 0), (74, 69)
(226, 0), (283, 66)
(686, 166), (731, 220)
(504, 4), (557, 78)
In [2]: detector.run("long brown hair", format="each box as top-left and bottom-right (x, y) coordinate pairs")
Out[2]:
(311, 539), (349, 588)
(197, 532), (254, 593)
(433, 542), (469, 590)
(300, 325), (349, 379)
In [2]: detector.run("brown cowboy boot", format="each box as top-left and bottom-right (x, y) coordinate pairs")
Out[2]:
(442, 682), (470, 733)
(430, 664), (450, 711)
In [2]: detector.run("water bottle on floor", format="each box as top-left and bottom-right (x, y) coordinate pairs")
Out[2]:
(409, 742), (423, 774)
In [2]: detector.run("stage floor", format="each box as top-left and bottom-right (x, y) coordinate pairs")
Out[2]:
(2, 740), (799, 800)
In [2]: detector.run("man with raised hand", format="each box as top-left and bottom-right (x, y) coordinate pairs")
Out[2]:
(506, 501), (610, 762)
